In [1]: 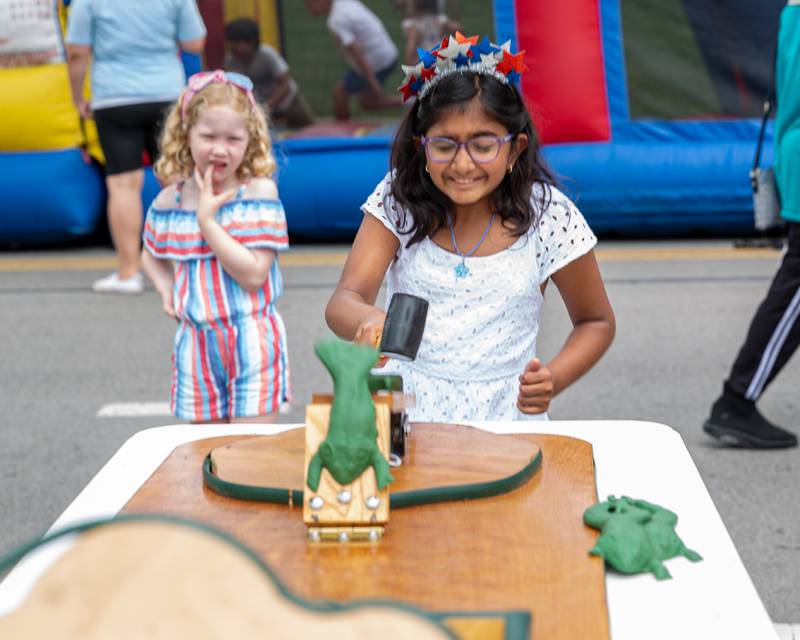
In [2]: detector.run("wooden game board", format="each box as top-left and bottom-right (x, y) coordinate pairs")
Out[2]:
(122, 424), (609, 640)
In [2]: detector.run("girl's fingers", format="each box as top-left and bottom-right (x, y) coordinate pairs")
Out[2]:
(519, 369), (551, 384)
(193, 167), (204, 191)
(523, 358), (542, 373)
(517, 400), (546, 414)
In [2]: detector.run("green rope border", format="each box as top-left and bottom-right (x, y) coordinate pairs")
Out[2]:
(0, 514), (530, 640)
(203, 448), (542, 508)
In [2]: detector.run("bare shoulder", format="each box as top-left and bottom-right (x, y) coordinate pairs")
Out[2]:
(151, 184), (180, 209)
(246, 177), (279, 200)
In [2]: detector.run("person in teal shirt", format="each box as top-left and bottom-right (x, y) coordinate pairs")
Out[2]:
(703, 0), (800, 448)
(66, 0), (206, 295)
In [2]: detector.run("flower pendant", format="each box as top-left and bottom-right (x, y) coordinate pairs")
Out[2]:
(454, 261), (470, 279)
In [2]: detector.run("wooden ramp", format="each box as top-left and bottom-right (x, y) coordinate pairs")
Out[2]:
(122, 423), (609, 640)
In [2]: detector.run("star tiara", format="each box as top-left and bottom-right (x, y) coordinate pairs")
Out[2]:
(398, 32), (527, 103)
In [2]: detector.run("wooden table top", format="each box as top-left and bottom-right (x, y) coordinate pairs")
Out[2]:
(122, 423), (609, 640)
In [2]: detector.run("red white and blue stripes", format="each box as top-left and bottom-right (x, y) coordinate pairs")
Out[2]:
(144, 198), (288, 262)
(144, 198), (291, 421)
(171, 311), (290, 421)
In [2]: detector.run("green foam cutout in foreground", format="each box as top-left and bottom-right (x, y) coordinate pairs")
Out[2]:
(584, 495), (702, 580)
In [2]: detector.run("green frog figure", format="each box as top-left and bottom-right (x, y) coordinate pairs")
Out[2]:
(306, 339), (394, 492)
(584, 495), (702, 580)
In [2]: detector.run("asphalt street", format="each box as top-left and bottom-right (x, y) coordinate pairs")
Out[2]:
(0, 240), (798, 623)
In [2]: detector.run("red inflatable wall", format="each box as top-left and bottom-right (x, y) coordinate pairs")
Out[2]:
(516, 0), (610, 144)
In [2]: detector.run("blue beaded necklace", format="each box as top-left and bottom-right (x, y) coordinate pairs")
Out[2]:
(447, 211), (496, 279)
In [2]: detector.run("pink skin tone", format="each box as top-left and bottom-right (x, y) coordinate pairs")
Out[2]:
(188, 104), (250, 203)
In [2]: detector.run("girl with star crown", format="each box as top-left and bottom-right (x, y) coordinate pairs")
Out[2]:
(142, 70), (291, 424)
(325, 35), (615, 422)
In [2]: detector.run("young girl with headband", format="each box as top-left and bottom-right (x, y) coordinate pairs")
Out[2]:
(326, 34), (615, 421)
(142, 70), (291, 423)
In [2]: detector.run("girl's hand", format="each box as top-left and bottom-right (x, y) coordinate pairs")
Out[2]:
(194, 166), (236, 225)
(159, 288), (177, 320)
(75, 99), (92, 120)
(516, 358), (554, 414)
(354, 310), (389, 368)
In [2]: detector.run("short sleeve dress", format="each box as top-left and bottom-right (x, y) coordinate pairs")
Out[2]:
(363, 173), (597, 422)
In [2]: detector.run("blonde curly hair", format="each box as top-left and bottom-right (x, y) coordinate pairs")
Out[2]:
(155, 81), (276, 183)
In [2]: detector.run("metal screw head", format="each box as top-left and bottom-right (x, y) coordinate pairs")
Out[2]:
(338, 531), (350, 543)
(337, 490), (352, 504)
(308, 529), (321, 542)
(366, 495), (380, 510)
(368, 529), (380, 542)
(309, 496), (324, 510)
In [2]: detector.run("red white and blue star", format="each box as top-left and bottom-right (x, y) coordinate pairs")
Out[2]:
(398, 32), (526, 103)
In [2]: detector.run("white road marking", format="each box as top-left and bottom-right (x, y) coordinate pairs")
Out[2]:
(97, 402), (172, 417)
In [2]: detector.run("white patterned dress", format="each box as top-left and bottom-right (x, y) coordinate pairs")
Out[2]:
(363, 174), (597, 422)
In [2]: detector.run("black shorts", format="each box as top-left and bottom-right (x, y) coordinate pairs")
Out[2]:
(93, 101), (172, 175)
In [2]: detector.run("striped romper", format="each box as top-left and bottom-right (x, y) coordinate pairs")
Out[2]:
(143, 185), (291, 421)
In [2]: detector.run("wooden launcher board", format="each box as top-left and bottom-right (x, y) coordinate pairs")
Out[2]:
(122, 424), (609, 640)
(0, 519), (457, 639)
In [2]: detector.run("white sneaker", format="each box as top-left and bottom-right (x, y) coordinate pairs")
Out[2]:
(92, 272), (144, 295)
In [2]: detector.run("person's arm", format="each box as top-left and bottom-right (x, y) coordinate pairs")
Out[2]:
(267, 73), (292, 111)
(404, 25), (419, 66)
(179, 36), (205, 54)
(66, 44), (92, 119)
(517, 251), (615, 414)
(343, 40), (385, 96)
(326, 214), (400, 346)
(142, 250), (177, 319)
(194, 168), (276, 291)
(177, 0), (206, 53)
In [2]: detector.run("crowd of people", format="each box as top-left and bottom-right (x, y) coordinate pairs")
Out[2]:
(63, 0), (797, 447)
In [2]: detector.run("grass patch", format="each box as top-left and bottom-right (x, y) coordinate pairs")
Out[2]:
(281, 0), (495, 121)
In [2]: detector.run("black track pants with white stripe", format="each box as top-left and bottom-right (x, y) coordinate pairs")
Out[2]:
(727, 221), (800, 401)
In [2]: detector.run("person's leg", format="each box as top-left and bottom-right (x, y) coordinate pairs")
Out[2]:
(704, 222), (800, 447)
(727, 222), (800, 399)
(357, 61), (403, 111)
(105, 169), (145, 280)
(358, 90), (403, 111)
(283, 93), (315, 129)
(92, 104), (151, 291)
(230, 316), (290, 423)
(333, 81), (351, 120)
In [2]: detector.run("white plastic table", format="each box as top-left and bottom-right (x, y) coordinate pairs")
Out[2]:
(0, 420), (778, 639)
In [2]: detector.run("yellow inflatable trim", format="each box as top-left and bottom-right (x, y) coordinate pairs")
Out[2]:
(0, 63), (101, 159)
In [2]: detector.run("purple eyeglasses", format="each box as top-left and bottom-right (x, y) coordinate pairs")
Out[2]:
(420, 133), (515, 164)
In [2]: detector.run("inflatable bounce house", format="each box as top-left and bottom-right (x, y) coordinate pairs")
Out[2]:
(0, 0), (786, 243)
(278, 0), (786, 238)
(0, 0), (105, 243)
(0, 0), (202, 244)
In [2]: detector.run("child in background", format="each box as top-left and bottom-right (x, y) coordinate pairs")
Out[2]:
(401, 0), (461, 64)
(223, 17), (315, 129)
(142, 70), (291, 423)
(326, 34), (615, 422)
(305, 0), (402, 120)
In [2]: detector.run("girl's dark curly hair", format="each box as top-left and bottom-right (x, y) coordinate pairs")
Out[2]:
(390, 71), (555, 247)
